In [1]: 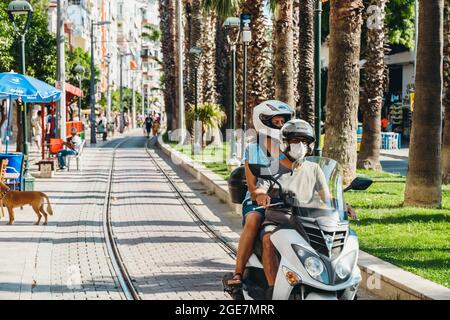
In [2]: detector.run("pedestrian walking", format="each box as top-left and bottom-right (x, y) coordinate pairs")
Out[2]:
(144, 114), (153, 138)
(152, 115), (160, 136)
(45, 104), (56, 144)
(97, 112), (107, 141)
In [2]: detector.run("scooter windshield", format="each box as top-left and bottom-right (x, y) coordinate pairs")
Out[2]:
(284, 156), (348, 222)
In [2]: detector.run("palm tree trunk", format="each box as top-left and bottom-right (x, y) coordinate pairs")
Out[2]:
(293, 0), (300, 109)
(357, 0), (387, 171)
(184, 0), (193, 108)
(159, 0), (177, 131)
(188, 0), (204, 106)
(297, 0), (315, 125)
(238, 0), (271, 129)
(201, 14), (218, 104)
(404, 0), (443, 207)
(442, 1), (450, 184)
(273, 0), (295, 108)
(215, 18), (229, 116)
(323, 0), (364, 185)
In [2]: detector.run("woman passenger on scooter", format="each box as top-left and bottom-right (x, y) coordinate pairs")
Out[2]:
(225, 100), (294, 289)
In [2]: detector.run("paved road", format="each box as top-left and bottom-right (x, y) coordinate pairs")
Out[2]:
(0, 132), (380, 300)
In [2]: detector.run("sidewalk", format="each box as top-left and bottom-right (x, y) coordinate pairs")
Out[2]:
(380, 148), (409, 160)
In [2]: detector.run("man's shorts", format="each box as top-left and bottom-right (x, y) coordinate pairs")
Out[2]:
(260, 208), (291, 238)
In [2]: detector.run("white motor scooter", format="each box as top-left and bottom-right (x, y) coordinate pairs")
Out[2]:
(224, 156), (372, 300)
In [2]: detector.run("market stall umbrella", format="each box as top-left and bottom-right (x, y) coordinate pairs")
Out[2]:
(0, 72), (61, 103)
(0, 72), (61, 153)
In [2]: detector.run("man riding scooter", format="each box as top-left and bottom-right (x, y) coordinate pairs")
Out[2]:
(255, 119), (358, 299)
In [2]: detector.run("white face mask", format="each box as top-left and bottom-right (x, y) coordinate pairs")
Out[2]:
(288, 143), (308, 160)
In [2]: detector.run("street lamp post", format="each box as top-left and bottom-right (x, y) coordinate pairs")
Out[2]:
(314, 0), (322, 156)
(240, 14), (251, 158)
(119, 51), (133, 133)
(105, 54), (112, 126)
(74, 64), (85, 121)
(223, 17), (241, 170)
(7, 0), (34, 191)
(189, 47), (202, 155)
(90, 20), (111, 144)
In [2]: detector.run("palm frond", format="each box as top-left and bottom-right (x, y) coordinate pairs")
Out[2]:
(201, 0), (242, 18)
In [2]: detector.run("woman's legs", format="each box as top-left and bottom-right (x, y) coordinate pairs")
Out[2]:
(234, 212), (263, 279)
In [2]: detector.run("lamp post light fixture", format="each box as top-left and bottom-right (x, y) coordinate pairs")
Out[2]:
(189, 46), (203, 155)
(74, 64), (85, 121)
(223, 16), (242, 171)
(7, 0), (34, 191)
(119, 51), (134, 133)
(90, 19), (111, 144)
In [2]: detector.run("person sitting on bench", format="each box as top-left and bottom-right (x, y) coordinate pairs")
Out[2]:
(57, 128), (82, 170)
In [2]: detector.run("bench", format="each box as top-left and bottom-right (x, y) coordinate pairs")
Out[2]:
(67, 140), (86, 171)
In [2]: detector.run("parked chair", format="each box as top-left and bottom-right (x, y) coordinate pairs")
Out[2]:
(0, 159), (8, 183)
(67, 139), (86, 171)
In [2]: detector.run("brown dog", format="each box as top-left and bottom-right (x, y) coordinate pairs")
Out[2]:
(0, 181), (53, 225)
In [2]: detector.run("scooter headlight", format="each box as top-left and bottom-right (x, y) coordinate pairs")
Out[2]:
(335, 251), (357, 280)
(305, 256), (324, 277)
(292, 244), (329, 284)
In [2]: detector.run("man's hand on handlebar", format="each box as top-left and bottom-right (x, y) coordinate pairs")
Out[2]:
(255, 193), (271, 208)
(347, 204), (358, 220)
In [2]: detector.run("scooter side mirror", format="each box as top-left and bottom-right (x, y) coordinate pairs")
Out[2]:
(344, 177), (373, 192)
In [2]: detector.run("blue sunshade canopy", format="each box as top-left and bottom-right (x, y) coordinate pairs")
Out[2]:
(0, 72), (61, 103)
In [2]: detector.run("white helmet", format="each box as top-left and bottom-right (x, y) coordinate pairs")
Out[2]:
(252, 100), (294, 140)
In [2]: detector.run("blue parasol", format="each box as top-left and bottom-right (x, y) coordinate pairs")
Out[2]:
(0, 72), (61, 153)
(0, 72), (61, 103)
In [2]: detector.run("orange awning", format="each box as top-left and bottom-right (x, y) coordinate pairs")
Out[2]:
(65, 82), (83, 106)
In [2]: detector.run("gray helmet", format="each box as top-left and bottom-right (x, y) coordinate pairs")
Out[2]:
(280, 119), (315, 152)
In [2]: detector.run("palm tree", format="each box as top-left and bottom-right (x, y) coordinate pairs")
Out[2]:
(142, 24), (163, 66)
(404, 0), (444, 207)
(159, 0), (177, 130)
(297, 0), (315, 125)
(271, 0), (295, 108)
(357, 0), (387, 171)
(323, 0), (364, 185)
(186, 102), (227, 147)
(442, 1), (450, 184)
